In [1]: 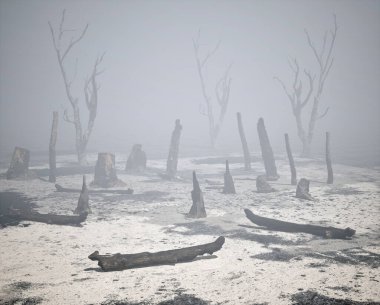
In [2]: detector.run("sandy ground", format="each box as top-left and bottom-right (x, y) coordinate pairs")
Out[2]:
(0, 153), (379, 304)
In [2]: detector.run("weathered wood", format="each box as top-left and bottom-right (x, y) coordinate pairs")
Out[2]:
(9, 210), (87, 226)
(296, 178), (313, 200)
(49, 111), (59, 182)
(244, 209), (355, 239)
(256, 175), (275, 193)
(326, 132), (333, 184)
(257, 118), (278, 180)
(74, 175), (91, 215)
(92, 153), (124, 187)
(125, 144), (147, 172)
(223, 160), (236, 194)
(6, 147), (30, 180)
(237, 112), (251, 170)
(55, 184), (134, 194)
(166, 119), (182, 179)
(284, 133), (297, 185)
(89, 236), (225, 271)
(188, 171), (206, 218)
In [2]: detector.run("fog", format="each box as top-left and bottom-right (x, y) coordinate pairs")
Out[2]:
(1, 0), (379, 165)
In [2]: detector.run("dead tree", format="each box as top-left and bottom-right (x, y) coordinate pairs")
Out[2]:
(193, 31), (232, 147)
(296, 178), (313, 200)
(166, 119), (182, 179)
(284, 133), (297, 185)
(92, 153), (124, 188)
(237, 112), (251, 170)
(188, 171), (206, 218)
(125, 144), (147, 172)
(256, 175), (275, 193)
(89, 236), (225, 271)
(49, 10), (104, 165)
(275, 15), (337, 157)
(326, 132), (333, 184)
(49, 111), (59, 182)
(257, 118), (278, 180)
(74, 175), (91, 215)
(223, 160), (236, 194)
(6, 147), (30, 180)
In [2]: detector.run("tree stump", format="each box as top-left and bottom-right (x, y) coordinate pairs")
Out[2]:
(6, 147), (30, 180)
(326, 132), (333, 184)
(296, 178), (313, 200)
(166, 119), (182, 179)
(49, 111), (59, 182)
(125, 144), (147, 172)
(223, 160), (236, 194)
(285, 133), (297, 185)
(256, 175), (275, 193)
(92, 153), (124, 188)
(188, 171), (206, 218)
(237, 112), (251, 170)
(257, 118), (278, 180)
(74, 175), (91, 215)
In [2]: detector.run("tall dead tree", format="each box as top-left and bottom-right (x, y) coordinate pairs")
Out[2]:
(257, 118), (278, 180)
(275, 15), (337, 157)
(193, 31), (232, 147)
(166, 119), (182, 179)
(49, 111), (59, 182)
(326, 132), (333, 184)
(237, 112), (251, 170)
(49, 10), (104, 165)
(284, 133), (297, 185)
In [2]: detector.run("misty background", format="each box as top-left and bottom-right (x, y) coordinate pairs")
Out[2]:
(0, 0), (379, 166)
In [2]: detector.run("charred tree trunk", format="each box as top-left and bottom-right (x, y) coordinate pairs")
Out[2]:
(49, 111), (59, 182)
(188, 171), (206, 218)
(6, 147), (30, 180)
(74, 175), (91, 215)
(256, 175), (275, 193)
(257, 118), (278, 180)
(326, 132), (333, 184)
(89, 236), (225, 271)
(223, 160), (236, 194)
(166, 119), (182, 179)
(237, 112), (251, 170)
(284, 133), (297, 185)
(92, 153), (123, 188)
(244, 209), (355, 239)
(296, 178), (313, 200)
(125, 144), (147, 172)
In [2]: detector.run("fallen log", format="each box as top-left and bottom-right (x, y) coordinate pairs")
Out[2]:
(55, 184), (134, 194)
(244, 208), (355, 239)
(9, 210), (87, 226)
(88, 236), (225, 271)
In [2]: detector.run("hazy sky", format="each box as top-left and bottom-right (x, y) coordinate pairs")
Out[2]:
(0, 0), (379, 162)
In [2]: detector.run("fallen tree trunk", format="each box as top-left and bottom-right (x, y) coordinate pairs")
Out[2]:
(244, 208), (355, 239)
(88, 236), (225, 271)
(55, 184), (133, 194)
(9, 210), (87, 226)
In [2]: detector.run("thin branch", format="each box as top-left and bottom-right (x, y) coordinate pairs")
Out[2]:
(61, 24), (89, 62)
(63, 109), (75, 124)
(317, 107), (329, 120)
(300, 70), (315, 108)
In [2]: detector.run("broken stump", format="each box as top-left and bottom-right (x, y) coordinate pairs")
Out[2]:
(256, 175), (275, 193)
(223, 160), (236, 194)
(188, 171), (206, 218)
(92, 153), (124, 188)
(125, 144), (147, 172)
(285, 133), (297, 185)
(296, 178), (313, 200)
(166, 119), (182, 179)
(74, 175), (91, 215)
(6, 147), (30, 180)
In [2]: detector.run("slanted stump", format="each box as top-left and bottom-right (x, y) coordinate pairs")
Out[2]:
(257, 118), (279, 180)
(91, 153), (124, 188)
(223, 160), (236, 194)
(125, 144), (147, 172)
(188, 171), (206, 218)
(6, 147), (30, 180)
(296, 178), (313, 200)
(237, 112), (251, 170)
(74, 175), (91, 215)
(256, 175), (275, 193)
(165, 119), (182, 179)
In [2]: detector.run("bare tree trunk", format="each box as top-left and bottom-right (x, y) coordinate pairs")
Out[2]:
(257, 118), (278, 180)
(166, 119), (182, 179)
(223, 160), (236, 194)
(326, 132), (333, 184)
(49, 112), (59, 182)
(284, 133), (297, 185)
(6, 147), (30, 180)
(188, 171), (206, 218)
(236, 112), (251, 170)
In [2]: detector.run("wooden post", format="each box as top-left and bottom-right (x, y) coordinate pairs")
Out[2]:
(92, 153), (122, 187)
(223, 160), (236, 194)
(284, 133), (297, 185)
(166, 119), (182, 179)
(237, 112), (251, 170)
(326, 132), (333, 184)
(188, 171), (206, 218)
(6, 147), (30, 180)
(74, 175), (91, 215)
(49, 111), (59, 182)
(125, 144), (147, 172)
(257, 118), (278, 180)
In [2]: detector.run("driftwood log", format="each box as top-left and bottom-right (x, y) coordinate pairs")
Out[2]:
(9, 210), (87, 226)
(55, 184), (134, 194)
(326, 132), (333, 184)
(6, 147), (30, 180)
(49, 111), (59, 182)
(256, 175), (275, 193)
(244, 209), (355, 239)
(92, 153), (124, 187)
(188, 171), (206, 218)
(125, 144), (147, 172)
(88, 236), (225, 271)
(236, 112), (251, 170)
(165, 119), (182, 179)
(284, 133), (297, 185)
(223, 160), (236, 194)
(257, 118), (278, 180)
(296, 178), (313, 200)
(74, 176), (91, 215)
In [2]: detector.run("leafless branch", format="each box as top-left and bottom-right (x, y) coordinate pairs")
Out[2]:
(317, 107), (329, 120)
